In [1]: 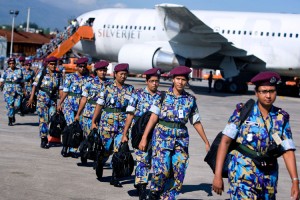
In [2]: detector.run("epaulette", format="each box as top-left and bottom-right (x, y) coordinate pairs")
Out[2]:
(278, 108), (290, 121)
(236, 102), (244, 112)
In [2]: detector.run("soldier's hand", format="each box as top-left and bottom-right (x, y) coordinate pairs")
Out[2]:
(92, 123), (97, 130)
(138, 137), (147, 152)
(27, 98), (33, 108)
(205, 143), (211, 153)
(74, 115), (79, 121)
(57, 104), (62, 112)
(121, 135), (128, 143)
(291, 181), (299, 200)
(212, 175), (224, 195)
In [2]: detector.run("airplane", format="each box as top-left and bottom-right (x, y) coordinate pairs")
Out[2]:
(71, 3), (300, 96)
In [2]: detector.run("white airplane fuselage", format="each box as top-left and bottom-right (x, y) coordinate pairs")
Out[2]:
(73, 8), (300, 78)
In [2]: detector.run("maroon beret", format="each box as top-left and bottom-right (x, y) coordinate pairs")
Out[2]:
(251, 71), (281, 86)
(24, 60), (32, 65)
(143, 68), (162, 76)
(19, 56), (25, 61)
(7, 57), (16, 63)
(76, 57), (89, 65)
(114, 63), (129, 72)
(94, 60), (109, 70)
(169, 66), (192, 76)
(45, 56), (58, 63)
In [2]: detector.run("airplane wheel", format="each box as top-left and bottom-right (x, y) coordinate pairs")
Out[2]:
(228, 81), (239, 93)
(214, 80), (225, 92)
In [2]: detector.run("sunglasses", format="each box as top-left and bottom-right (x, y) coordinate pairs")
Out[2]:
(48, 62), (56, 65)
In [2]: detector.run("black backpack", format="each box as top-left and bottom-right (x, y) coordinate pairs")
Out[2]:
(204, 99), (255, 178)
(62, 121), (83, 148)
(79, 128), (99, 163)
(131, 92), (166, 149)
(20, 96), (36, 114)
(111, 142), (134, 178)
(49, 112), (66, 138)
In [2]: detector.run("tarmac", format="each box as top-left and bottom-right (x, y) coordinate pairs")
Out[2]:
(0, 78), (299, 200)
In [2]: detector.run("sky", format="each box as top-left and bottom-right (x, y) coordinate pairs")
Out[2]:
(1, 0), (300, 31)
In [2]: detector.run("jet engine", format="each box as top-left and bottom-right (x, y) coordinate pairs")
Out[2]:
(118, 44), (187, 73)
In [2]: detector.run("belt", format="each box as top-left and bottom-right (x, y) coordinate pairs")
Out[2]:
(40, 88), (52, 94)
(103, 107), (126, 113)
(68, 92), (81, 97)
(158, 120), (185, 129)
(236, 143), (264, 157)
(88, 99), (97, 105)
(5, 81), (20, 84)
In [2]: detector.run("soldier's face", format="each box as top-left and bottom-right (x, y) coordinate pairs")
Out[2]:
(115, 71), (128, 84)
(8, 62), (15, 69)
(255, 85), (277, 107)
(146, 76), (159, 93)
(96, 68), (107, 79)
(25, 64), (31, 70)
(48, 62), (56, 71)
(173, 76), (188, 91)
(77, 64), (87, 74)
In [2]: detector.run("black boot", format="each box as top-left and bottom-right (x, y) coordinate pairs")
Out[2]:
(137, 184), (147, 200)
(40, 137), (49, 149)
(61, 146), (69, 157)
(110, 170), (122, 187)
(8, 117), (13, 126)
(12, 116), (16, 123)
(148, 191), (160, 200)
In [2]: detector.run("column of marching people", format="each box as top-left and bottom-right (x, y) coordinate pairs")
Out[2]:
(1, 56), (299, 200)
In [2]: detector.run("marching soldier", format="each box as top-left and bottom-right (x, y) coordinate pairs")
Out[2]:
(139, 66), (210, 199)
(121, 68), (161, 199)
(27, 56), (62, 148)
(0, 58), (23, 126)
(212, 71), (299, 200)
(91, 63), (134, 187)
(58, 57), (90, 156)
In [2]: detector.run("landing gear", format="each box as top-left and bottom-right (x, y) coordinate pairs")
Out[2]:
(213, 79), (248, 94)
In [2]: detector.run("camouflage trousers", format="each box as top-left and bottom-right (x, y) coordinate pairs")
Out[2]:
(36, 99), (56, 138)
(150, 124), (189, 200)
(134, 148), (152, 185)
(82, 116), (92, 137)
(99, 129), (123, 164)
(63, 105), (77, 125)
(4, 92), (22, 117)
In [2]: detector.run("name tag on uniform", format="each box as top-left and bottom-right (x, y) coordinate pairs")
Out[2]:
(272, 133), (283, 145)
(178, 110), (184, 118)
(245, 120), (260, 127)
(124, 94), (131, 100)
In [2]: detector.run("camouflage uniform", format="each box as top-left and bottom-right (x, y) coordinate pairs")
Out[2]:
(62, 73), (89, 125)
(22, 68), (35, 97)
(81, 76), (111, 136)
(222, 102), (296, 200)
(33, 68), (61, 137)
(126, 87), (161, 185)
(0, 67), (23, 117)
(149, 86), (201, 199)
(96, 81), (134, 163)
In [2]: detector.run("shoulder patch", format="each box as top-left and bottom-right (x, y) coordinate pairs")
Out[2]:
(278, 108), (290, 120)
(236, 103), (244, 111)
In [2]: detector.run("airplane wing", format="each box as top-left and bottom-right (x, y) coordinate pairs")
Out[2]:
(155, 4), (256, 59)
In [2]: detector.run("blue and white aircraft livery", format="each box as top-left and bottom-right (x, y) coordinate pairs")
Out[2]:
(72, 4), (300, 95)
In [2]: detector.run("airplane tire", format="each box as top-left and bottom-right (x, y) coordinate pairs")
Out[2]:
(214, 80), (225, 92)
(228, 81), (239, 93)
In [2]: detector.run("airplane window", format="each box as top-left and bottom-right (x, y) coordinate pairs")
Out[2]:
(116, 25), (119, 29)
(121, 25), (123, 29)
(296, 34), (299, 38)
(139, 26), (142, 30)
(233, 30), (236, 34)
(134, 26), (137, 29)
(222, 30), (225, 34)
(244, 31), (247, 35)
(103, 25), (106, 28)
(148, 26), (151, 30)
(107, 25), (110, 28)
(278, 33), (281, 37)
(112, 25), (114, 29)
(130, 26), (132, 29)
(272, 32), (275, 37)
(249, 31), (252, 35)
(153, 27), (156, 30)
(284, 33), (287, 37)
(290, 33), (293, 37)
(227, 30), (230, 34)
(238, 30), (241, 34)
(266, 32), (269, 36)
(144, 26), (146, 30)
(261, 32), (263, 36)
(125, 25), (128, 29)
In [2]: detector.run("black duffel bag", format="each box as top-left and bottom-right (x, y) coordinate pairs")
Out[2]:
(79, 128), (99, 164)
(62, 121), (83, 148)
(21, 96), (36, 114)
(112, 142), (134, 178)
(49, 112), (66, 138)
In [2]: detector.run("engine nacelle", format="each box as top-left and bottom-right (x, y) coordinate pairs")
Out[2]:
(118, 44), (187, 73)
